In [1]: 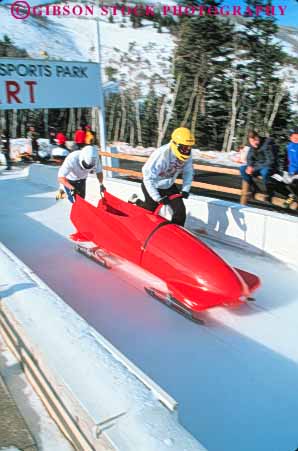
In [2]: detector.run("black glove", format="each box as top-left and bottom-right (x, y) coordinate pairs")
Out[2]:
(100, 184), (106, 194)
(181, 191), (189, 199)
(159, 196), (171, 205)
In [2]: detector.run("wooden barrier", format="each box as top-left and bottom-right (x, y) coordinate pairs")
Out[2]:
(100, 151), (242, 196)
(100, 151), (240, 175)
(99, 151), (297, 211)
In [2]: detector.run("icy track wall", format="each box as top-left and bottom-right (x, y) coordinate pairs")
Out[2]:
(29, 164), (298, 268)
(0, 241), (207, 451)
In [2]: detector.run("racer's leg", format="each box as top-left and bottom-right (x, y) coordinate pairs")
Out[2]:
(159, 185), (186, 226)
(136, 182), (159, 211)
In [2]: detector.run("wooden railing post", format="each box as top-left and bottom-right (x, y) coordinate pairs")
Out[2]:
(240, 181), (251, 205)
(100, 146), (120, 178)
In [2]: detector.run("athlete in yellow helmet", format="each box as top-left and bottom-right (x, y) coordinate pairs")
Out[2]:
(129, 127), (195, 226)
(170, 127), (195, 162)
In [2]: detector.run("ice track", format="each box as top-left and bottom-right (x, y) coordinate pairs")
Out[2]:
(1, 169), (298, 451)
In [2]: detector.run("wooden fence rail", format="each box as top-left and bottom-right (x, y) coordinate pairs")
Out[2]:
(100, 151), (242, 196)
(99, 151), (297, 211)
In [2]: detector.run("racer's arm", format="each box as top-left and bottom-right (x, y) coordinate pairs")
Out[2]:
(96, 172), (103, 184)
(181, 157), (193, 193)
(58, 176), (74, 190)
(58, 158), (75, 190)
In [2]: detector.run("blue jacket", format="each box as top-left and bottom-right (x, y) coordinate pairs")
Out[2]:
(287, 142), (298, 175)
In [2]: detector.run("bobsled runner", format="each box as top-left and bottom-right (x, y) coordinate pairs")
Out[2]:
(70, 192), (260, 324)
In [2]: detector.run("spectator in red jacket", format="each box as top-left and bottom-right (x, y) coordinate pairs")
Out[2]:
(74, 125), (86, 149)
(56, 131), (67, 149)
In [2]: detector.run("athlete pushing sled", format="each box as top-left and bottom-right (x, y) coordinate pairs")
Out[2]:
(56, 144), (105, 202)
(129, 127), (195, 226)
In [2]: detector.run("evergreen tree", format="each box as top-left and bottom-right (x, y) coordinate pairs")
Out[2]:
(0, 35), (28, 57)
(239, 0), (292, 138)
(171, 0), (234, 149)
(105, 66), (119, 82)
(270, 93), (294, 146)
(130, 13), (142, 29)
(141, 86), (159, 147)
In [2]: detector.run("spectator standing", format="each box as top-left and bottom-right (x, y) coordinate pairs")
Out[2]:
(27, 125), (40, 161)
(85, 125), (95, 145)
(0, 129), (11, 170)
(56, 131), (67, 149)
(48, 126), (57, 145)
(74, 125), (86, 149)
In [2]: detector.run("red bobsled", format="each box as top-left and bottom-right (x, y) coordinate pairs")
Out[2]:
(70, 192), (260, 323)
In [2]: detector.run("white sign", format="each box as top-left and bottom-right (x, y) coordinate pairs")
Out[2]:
(0, 58), (102, 110)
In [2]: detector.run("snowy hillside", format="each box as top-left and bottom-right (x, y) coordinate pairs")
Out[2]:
(277, 25), (298, 56)
(0, 3), (174, 97)
(0, 3), (297, 104)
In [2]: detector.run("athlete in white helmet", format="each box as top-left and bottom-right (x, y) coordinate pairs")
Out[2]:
(57, 145), (105, 203)
(130, 127), (195, 226)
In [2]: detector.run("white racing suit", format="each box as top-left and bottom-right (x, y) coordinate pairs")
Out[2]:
(138, 143), (193, 226)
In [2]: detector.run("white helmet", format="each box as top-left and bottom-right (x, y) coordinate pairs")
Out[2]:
(79, 145), (98, 169)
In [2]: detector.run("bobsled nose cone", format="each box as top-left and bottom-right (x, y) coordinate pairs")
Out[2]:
(169, 263), (249, 311)
(196, 262), (249, 308)
(209, 264), (249, 302)
(141, 224), (252, 310)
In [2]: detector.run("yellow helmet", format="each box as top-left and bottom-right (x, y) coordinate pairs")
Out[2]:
(170, 127), (195, 161)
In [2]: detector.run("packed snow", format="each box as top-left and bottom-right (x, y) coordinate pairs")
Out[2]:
(1, 2), (298, 104)
(0, 4), (174, 96)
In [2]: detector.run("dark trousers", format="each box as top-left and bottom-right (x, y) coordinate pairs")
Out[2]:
(137, 182), (186, 226)
(65, 179), (86, 203)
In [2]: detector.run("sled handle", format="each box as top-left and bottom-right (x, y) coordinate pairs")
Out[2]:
(154, 193), (183, 216)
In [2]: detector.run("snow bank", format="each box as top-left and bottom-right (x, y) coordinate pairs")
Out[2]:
(109, 142), (244, 166)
